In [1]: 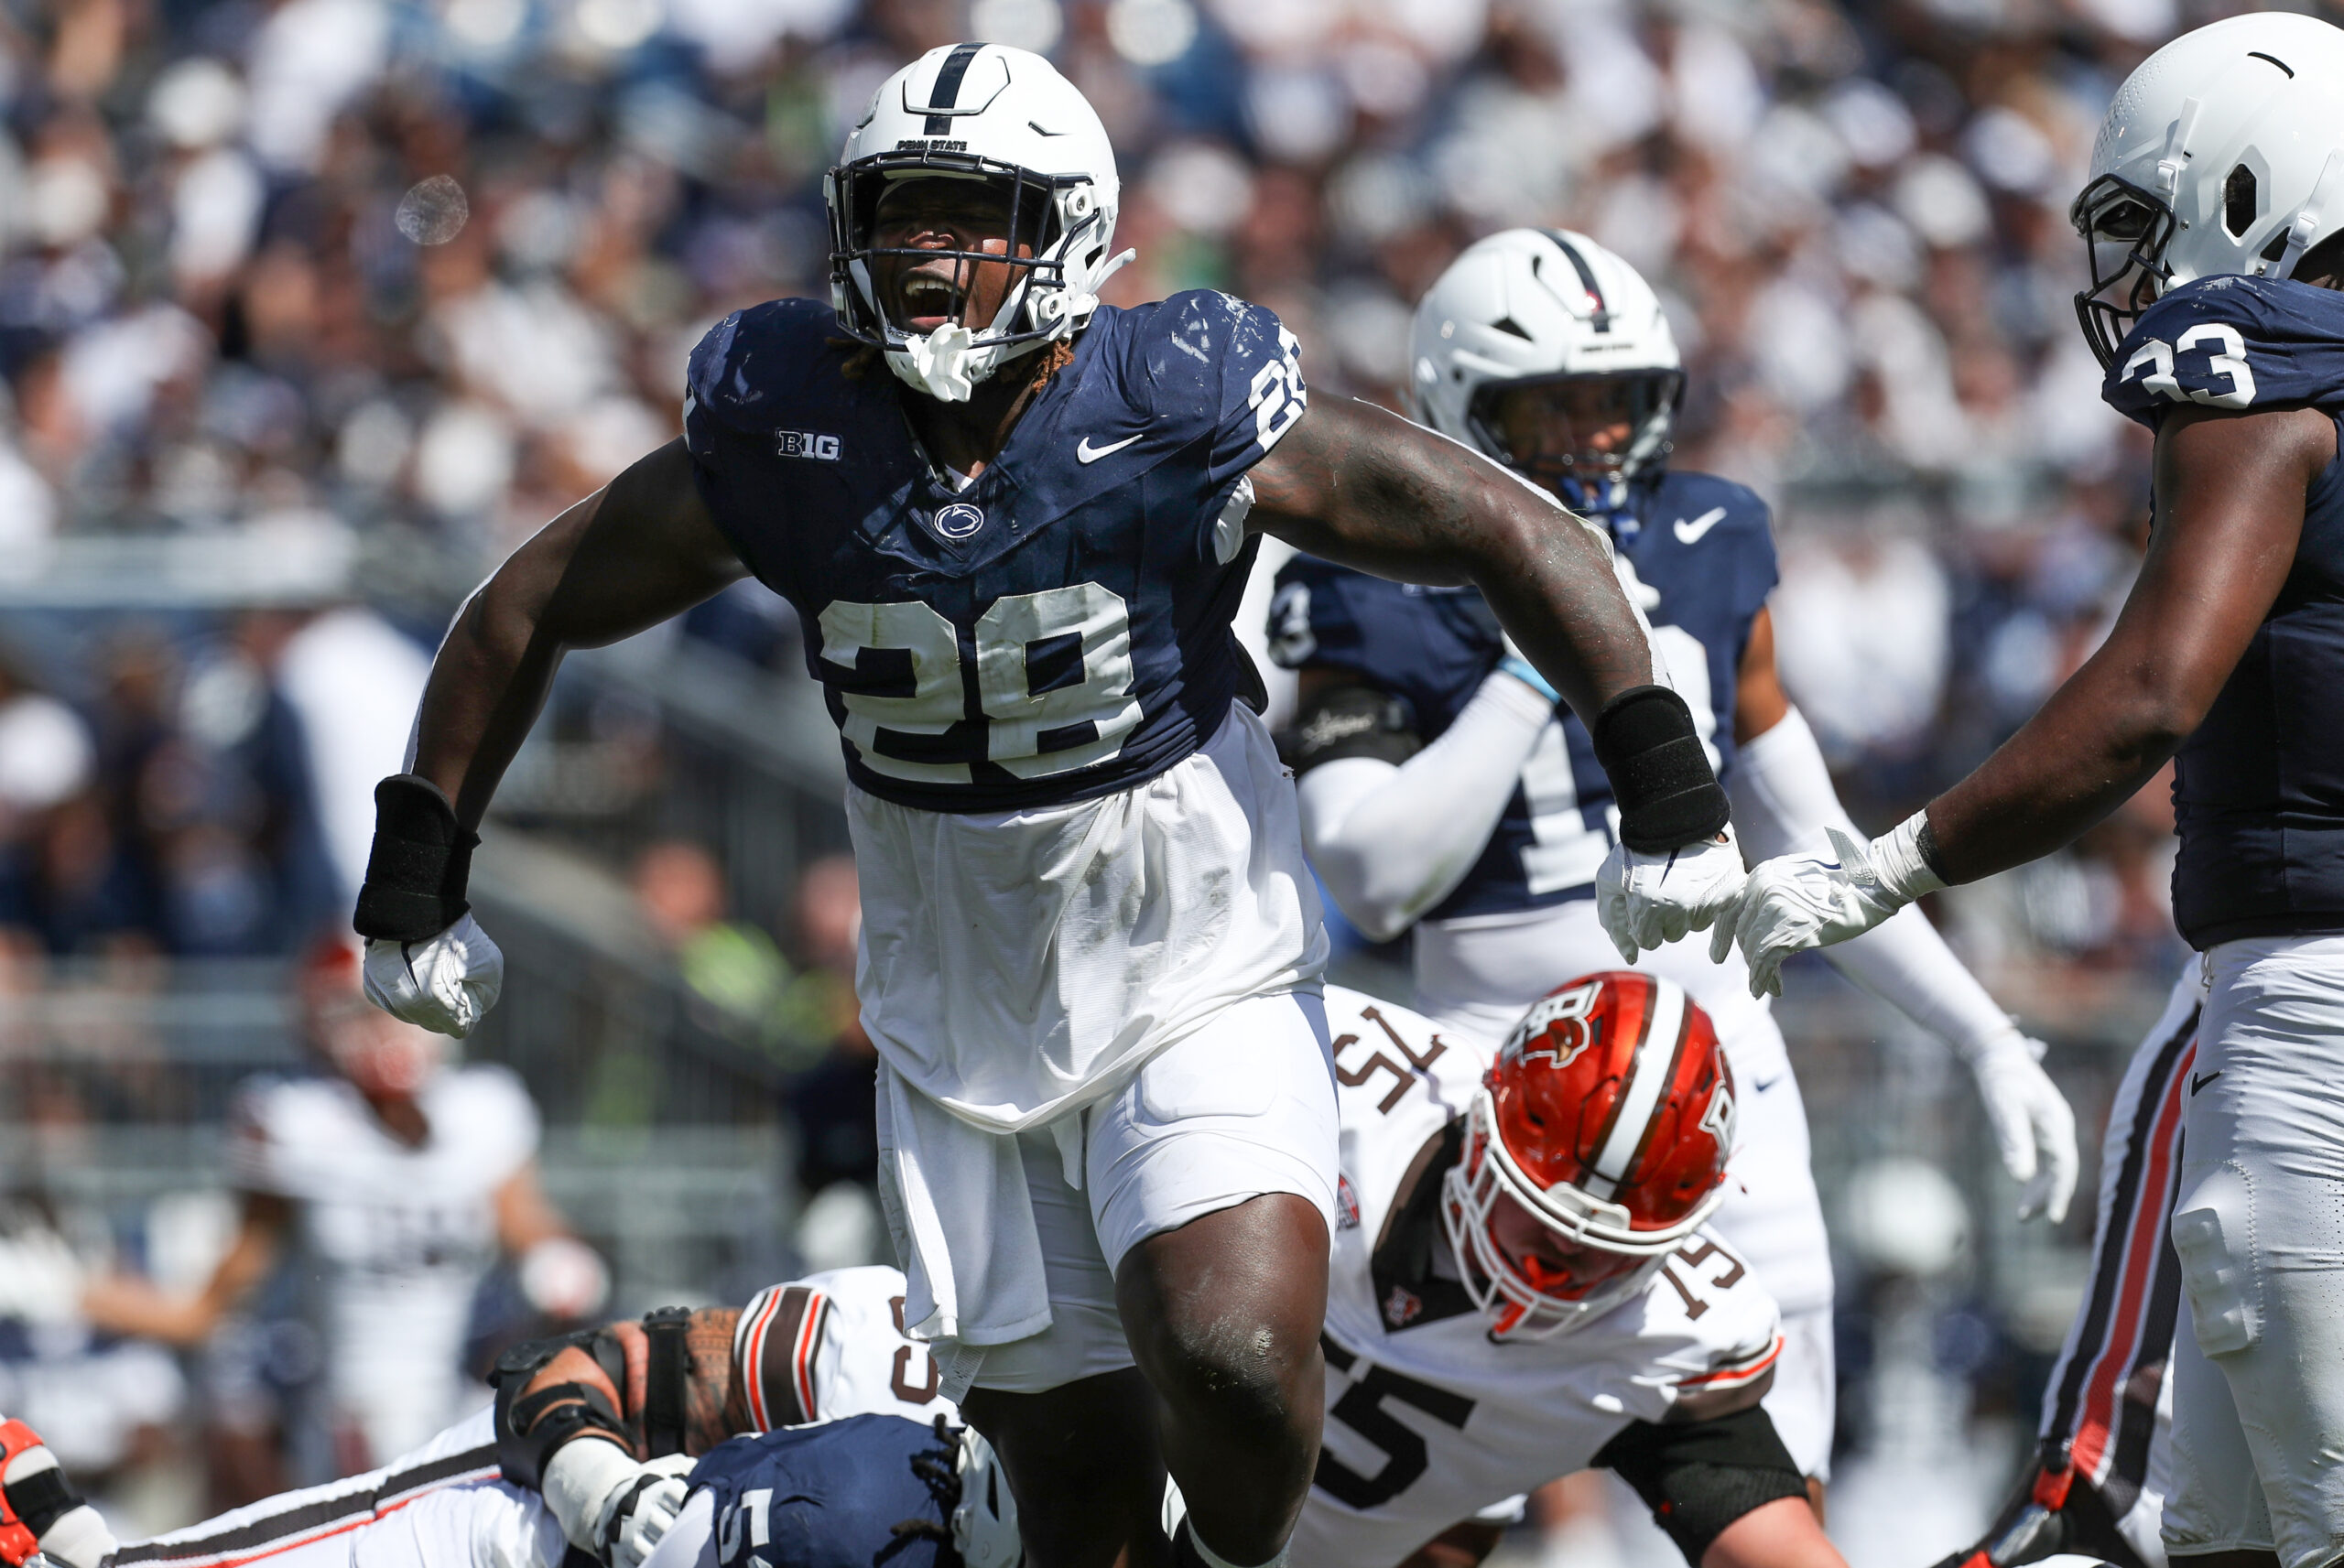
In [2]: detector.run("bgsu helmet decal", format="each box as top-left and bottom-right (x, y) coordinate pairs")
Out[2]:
(1499, 979), (1604, 1073)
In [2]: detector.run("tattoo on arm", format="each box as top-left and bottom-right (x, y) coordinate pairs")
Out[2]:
(1247, 399), (1655, 723)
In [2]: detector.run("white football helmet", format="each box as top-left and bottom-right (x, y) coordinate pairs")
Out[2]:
(2071, 11), (2344, 368)
(1407, 228), (1683, 511)
(826, 43), (1131, 403)
(951, 1428), (1022, 1568)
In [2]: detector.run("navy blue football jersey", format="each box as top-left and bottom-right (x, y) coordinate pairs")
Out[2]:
(1270, 470), (1776, 921)
(689, 1414), (959, 1568)
(683, 291), (1305, 813)
(2104, 276), (2344, 946)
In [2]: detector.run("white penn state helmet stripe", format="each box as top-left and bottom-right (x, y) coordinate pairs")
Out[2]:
(1585, 979), (1687, 1195)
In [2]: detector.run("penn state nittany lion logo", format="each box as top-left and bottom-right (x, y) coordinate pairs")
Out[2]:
(1500, 979), (1604, 1072)
(932, 502), (985, 539)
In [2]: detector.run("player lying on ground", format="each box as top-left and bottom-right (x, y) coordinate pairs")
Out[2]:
(1936, 965), (2205, 1568)
(0, 1265), (1012, 1568)
(1693, 16), (2344, 1568)
(1269, 979), (1846, 1568)
(1275, 227), (2077, 1500)
(352, 40), (1743, 1568)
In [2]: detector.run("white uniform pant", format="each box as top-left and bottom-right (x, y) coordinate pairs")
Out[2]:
(2165, 934), (2344, 1568)
(967, 989), (1340, 1394)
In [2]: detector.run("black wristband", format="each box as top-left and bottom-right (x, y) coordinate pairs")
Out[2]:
(1590, 686), (1731, 853)
(353, 774), (479, 942)
(3, 1466), (81, 1537)
(642, 1305), (691, 1460)
(1915, 816), (1951, 883)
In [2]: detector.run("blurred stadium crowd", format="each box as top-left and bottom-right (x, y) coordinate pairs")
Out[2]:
(0, 0), (2276, 1549)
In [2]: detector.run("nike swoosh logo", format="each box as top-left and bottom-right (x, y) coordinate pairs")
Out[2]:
(1077, 433), (1143, 463)
(1753, 1073), (1784, 1093)
(2192, 1069), (2222, 1096)
(1673, 507), (1728, 546)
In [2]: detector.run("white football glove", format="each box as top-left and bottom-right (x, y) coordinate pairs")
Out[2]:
(544, 1440), (694, 1568)
(1595, 825), (1749, 964)
(363, 914), (505, 1039)
(1725, 816), (1945, 999)
(1963, 1030), (2079, 1224)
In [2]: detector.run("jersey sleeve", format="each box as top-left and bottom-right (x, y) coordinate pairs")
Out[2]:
(450, 1065), (541, 1187)
(732, 1280), (834, 1431)
(1130, 291), (1309, 487)
(223, 1079), (291, 1195)
(2103, 276), (2344, 427)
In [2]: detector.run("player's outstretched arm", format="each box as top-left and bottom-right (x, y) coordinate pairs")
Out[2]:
(354, 439), (745, 1036)
(1251, 398), (1744, 957)
(1727, 611), (2078, 1222)
(1725, 403), (2333, 997)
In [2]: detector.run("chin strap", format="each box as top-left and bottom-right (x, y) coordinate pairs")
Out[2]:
(2274, 149), (2344, 281)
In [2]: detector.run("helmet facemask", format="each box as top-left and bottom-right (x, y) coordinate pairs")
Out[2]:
(2070, 172), (2179, 372)
(830, 150), (1107, 402)
(1438, 1087), (1719, 1341)
(1465, 368), (1686, 512)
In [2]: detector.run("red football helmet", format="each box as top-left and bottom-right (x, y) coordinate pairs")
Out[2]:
(1442, 970), (1737, 1339)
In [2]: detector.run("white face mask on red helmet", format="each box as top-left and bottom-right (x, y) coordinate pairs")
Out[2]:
(1442, 970), (1735, 1340)
(826, 43), (1134, 403)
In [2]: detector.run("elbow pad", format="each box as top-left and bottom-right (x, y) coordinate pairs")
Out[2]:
(1595, 1403), (1809, 1563)
(353, 774), (479, 942)
(1285, 684), (1421, 773)
(1591, 686), (1731, 852)
(490, 1329), (632, 1488)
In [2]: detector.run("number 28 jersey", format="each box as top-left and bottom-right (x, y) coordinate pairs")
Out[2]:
(1292, 986), (1782, 1568)
(2103, 276), (2344, 948)
(1268, 470), (1775, 921)
(683, 291), (1305, 814)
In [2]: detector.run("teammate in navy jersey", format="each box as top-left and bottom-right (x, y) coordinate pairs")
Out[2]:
(344, 44), (1742, 1568)
(1271, 229), (2075, 1505)
(1714, 16), (2344, 1568)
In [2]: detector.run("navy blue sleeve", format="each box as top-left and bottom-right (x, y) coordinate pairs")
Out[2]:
(2104, 276), (2344, 427)
(1126, 290), (1308, 489)
(1266, 556), (1498, 741)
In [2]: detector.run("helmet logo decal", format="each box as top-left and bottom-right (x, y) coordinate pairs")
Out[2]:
(932, 502), (986, 539)
(1383, 1283), (1423, 1327)
(1501, 979), (1603, 1072)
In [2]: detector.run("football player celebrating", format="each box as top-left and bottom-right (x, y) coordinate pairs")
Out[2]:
(1271, 228), (2077, 1497)
(350, 44), (1740, 1568)
(76, 937), (604, 1474)
(1709, 16), (2344, 1568)
(1268, 977), (1842, 1568)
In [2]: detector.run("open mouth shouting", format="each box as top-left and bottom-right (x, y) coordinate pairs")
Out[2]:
(895, 268), (967, 334)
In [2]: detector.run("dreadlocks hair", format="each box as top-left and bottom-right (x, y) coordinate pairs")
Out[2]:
(875, 1416), (965, 1566)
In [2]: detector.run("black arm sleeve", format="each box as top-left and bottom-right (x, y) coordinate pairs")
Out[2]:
(1593, 1403), (1809, 1564)
(1284, 682), (1422, 773)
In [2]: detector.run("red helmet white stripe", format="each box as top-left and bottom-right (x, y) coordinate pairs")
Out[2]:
(1583, 976), (1688, 1198)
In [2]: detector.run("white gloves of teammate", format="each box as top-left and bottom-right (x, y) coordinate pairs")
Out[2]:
(1721, 817), (1944, 998)
(1595, 827), (1751, 965)
(1962, 1030), (2079, 1223)
(363, 914), (505, 1039)
(543, 1438), (694, 1568)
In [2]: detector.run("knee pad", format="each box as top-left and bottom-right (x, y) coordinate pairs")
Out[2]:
(2172, 1164), (2260, 1358)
